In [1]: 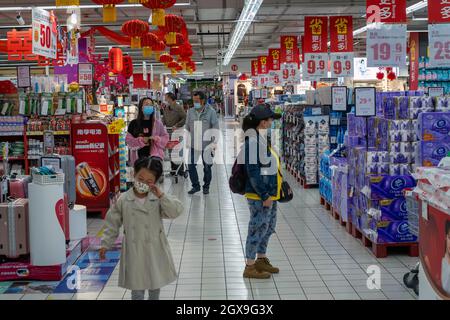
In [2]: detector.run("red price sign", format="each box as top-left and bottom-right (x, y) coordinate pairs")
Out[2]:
(429, 24), (450, 68)
(32, 8), (56, 59)
(303, 53), (327, 80)
(367, 24), (406, 67)
(330, 52), (354, 78)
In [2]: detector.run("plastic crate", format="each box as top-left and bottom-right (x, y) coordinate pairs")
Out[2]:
(32, 173), (65, 185)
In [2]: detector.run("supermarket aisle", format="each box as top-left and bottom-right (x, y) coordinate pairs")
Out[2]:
(0, 119), (418, 300)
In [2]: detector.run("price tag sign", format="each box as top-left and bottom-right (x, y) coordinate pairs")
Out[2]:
(78, 63), (93, 86)
(259, 75), (269, 87)
(268, 70), (282, 87)
(17, 66), (31, 88)
(261, 89), (268, 99)
(281, 63), (301, 85)
(331, 86), (348, 111)
(355, 87), (376, 117)
(428, 87), (444, 97)
(32, 8), (57, 59)
(254, 90), (261, 98)
(303, 53), (328, 80)
(367, 24), (407, 67)
(429, 24), (450, 68)
(330, 52), (354, 78)
(252, 77), (259, 88)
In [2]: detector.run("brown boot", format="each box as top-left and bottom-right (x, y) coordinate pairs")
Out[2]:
(243, 264), (271, 279)
(255, 257), (280, 274)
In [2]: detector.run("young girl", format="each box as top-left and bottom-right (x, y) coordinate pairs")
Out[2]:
(99, 157), (183, 300)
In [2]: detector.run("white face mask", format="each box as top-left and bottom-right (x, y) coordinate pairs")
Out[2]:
(134, 181), (150, 194)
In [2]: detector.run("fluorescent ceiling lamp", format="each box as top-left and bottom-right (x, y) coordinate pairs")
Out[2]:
(223, 0), (263, 66)
(352, 0), (428, 37)
(0, 2), (191, 11)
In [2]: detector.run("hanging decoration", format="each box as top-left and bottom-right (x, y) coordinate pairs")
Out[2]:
(7, 29), (37, 61)
(169, 46), (180, 57)
(121, 20), (149, 49)
(376, 71), (384, 80)
(152, 41), (166, 59)
(108, 47), (124, 73)
(141, 32), (159, 57)
(142, 0), (177, 26)
(159, 52), (173, 66)
(160, 15), (186, 45)
(239, 73), (248, 81)
(121, 55), (133, 79)
(56, 0), (80, 5)
(387, 71), (397, 81)
(92, 0), (124, 23)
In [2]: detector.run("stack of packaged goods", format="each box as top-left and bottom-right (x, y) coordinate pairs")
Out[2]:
(418, 56), (450, 94)
(330, 155), (350, 222)
(282, 105), (304, 176)
(303, 118), (318, 184)
(319, 150), (332, 204)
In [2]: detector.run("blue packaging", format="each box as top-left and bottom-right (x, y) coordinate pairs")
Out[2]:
(368, 220), (418, 243)
(365, 175), (416, 200)
(417, 112), (450, 141)
(419, 141), (450, 167)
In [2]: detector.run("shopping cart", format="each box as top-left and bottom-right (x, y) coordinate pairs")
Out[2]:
(403, 188), (420, 296)
(164, 129), (188, 184)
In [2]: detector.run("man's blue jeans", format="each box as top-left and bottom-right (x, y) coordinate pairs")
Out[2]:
(188, 148), (213, 190)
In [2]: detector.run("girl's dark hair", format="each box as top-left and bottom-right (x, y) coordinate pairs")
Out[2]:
(134, 97), (155, 136)
(134, 157), (163, 181)
(242, 114), (260, 132)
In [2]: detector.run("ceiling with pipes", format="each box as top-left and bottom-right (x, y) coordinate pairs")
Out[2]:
(0, 0), (429, 76)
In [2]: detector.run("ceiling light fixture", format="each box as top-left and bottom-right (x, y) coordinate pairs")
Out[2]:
(222, 0), (264, 66)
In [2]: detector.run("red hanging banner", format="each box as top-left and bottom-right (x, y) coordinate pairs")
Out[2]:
(409, 32), (419, 90)
(268, 49), (281, 71)
(428, 0), (450, 23)
(251, 60), (259, 77)
(330, 16), (353, 53)
(280, 35), (298, 63)
(303, 16), (328, 53)
(258, 56), (269, 74)
(366, 0), (407, 24)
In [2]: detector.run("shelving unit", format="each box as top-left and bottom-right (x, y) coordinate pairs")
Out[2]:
(418, 56), (450, 93)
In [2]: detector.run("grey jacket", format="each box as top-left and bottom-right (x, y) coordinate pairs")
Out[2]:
(185, 105), (219, 150)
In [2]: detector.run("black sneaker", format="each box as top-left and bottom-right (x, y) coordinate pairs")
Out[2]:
(203, 188), (210, 195)
(188, 187), (201, 195)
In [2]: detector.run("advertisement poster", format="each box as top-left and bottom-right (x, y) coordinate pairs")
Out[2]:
(409, 32), (420, 91)
(420, 204), (450, 299)
(366, 23), (407, 67)
(428, 23), (450, 68)
(280, 35), (298, 64)
(428, 0), (450, 24)
(32, 8), (57, 59)
(330, 16), (354, 78)
(366, 0), (407, 23)
(72, 123), (109, 209)
(303, 16), (329, 80)
(257, 56), (269, 75)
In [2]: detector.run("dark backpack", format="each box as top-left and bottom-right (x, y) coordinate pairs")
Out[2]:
(229, 158), (247, 195)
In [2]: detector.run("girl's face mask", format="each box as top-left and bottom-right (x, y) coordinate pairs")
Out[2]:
(143, 105), (154, 116)
(134, 180), (150, 194)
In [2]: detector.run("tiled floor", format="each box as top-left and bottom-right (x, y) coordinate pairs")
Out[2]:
(0, 120), (419, 300)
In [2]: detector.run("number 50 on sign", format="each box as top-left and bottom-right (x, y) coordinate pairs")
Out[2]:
(32, 8), (57, 59)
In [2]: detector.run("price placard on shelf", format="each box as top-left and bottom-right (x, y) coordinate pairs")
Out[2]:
(17, 66), (31, 88)
(331, 86), (348, 111)
(267, 70), (282, 87)
(428, 87), (444, 97)
(428, 24), (450, 68)
(303, 53), (328, 80)
(32, 8), (57, 59)
(366, 24), (406, 67)
(78, 63), (93, 86)
(281, 63), (300, 85)
(254, 90), (261, 98)
(330, 52), (354, 78)
(355, 87), (376, 117)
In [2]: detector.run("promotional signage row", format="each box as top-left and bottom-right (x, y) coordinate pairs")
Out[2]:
(428, 0), (450, 68)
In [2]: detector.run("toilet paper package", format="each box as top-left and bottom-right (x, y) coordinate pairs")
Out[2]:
(367, 220), (417, 244)
(389, 142), (413, 153)
(347, 113), (367, 137)
(363, 175), (416, 200)
(435, 97), (449, 112)
(394, 96), (409, 120)
(378, 163), (390, 174)
(417, 112), (450, 141)
(390, 151), (412, 164)
(389, 164), (411, 176)
(418, 141), (450, 167)
(421, 96), (435, 110)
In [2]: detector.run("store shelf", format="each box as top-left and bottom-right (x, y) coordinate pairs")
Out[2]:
(26, 131), (71, 136)
(0, 132), (23, 137)
(27, 156), (42, 160)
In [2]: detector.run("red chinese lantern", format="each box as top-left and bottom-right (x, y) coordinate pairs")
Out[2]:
(109, 47), (123, 74)
(159, 52), (173, 64)
(152, 40), (166, 60)
(121, 55), (133, 79)
(121, 20), (149, 49)
(160, 15), (186, 45)
(385, 67), (393, 73)
(169, 46), (180, 57)
(141, 32), (159, 57)
(387, 71), (397, 81)
(142, 0), (177, 26)
(179, 43), (193, 59)
(239, 73), (248, 81)
(92, 0), (124, 23)
(376, 72), (384, 80)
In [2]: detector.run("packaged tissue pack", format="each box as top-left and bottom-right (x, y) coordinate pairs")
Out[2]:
(367, 220), (417, 244)
(417, 112), (450, 141)
(366, 197), (409, 221)
(418, 141), (450, 167)
(363, 175), (416, 200)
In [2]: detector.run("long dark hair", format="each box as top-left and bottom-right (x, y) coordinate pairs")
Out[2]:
(135, 97), (155, 136)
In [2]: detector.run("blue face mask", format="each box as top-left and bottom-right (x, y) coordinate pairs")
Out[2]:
(143, 106), (154, 116)
(193, 102), (202, 110)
